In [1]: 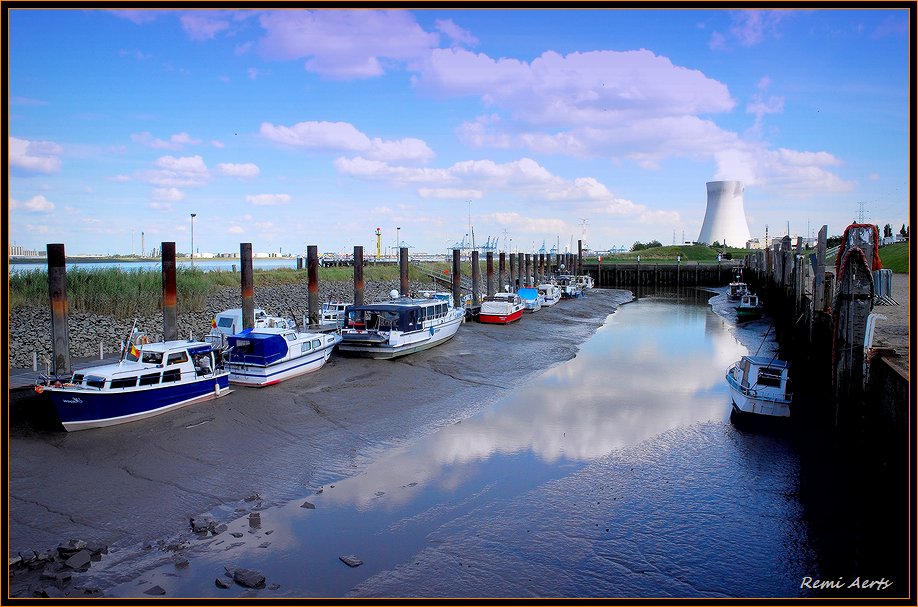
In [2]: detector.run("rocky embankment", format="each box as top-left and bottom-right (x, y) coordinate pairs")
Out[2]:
(9, 280), (439, 369)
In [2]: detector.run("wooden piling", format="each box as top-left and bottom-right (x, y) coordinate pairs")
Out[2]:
(813, 225), (827, 312)
(307, 245), (319, 326)
(524, 254), (531, 287)
(46, 243), (72, 376)
(471, 250), (481, 306)
(161, 242), (178, 341)
(509, 253), (516, 291)
(353, 246), (365, 306)
(486, 252), (495, 297)
(499, 252), (506, 293)
(577, 239), (582, 276)
(452, 249), (461, 308)
(241, 243), (255, 330)
(399, 247), (409, 296)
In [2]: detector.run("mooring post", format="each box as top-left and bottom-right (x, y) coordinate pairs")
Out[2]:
(523, 254), (530, 287)
(353, 246), (365, 307)
(509, 253), (516, 291)
(813, 225), (827, 312)
(452, 248), (462, 309)
(471, 250), (481, 306)
(46, 243), (72, 376)
(307, 245), (319, 326)
(577, 239), (582, 276)
(161, 242), (178, 342)
(297, 256), (303, 271)
(399, 247), (409, 296)
(499, 252), (506, 292)
(241, 243), (255, 330)
(486, 251), (495, 297)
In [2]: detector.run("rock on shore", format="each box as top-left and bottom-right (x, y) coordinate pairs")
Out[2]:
(8, 280), (438, 369)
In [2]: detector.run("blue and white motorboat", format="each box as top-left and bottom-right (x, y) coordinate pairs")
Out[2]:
(517, 287), (543, 312)
(574, 274), (594, 290)
(726, 355), (793, 418)
(38, 340), (230, 432)
(224, 327), (341, 387)
(537, 283), (562, 307)
(339, 295), (464, 359)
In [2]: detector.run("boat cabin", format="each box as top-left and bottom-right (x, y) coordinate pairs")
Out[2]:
(227, 328), (327, 365)
(344, 299), (454, 334)
(69, 341), (219, 390)
(734, 355), (791, 398)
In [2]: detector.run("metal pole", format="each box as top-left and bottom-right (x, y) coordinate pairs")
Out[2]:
(190, 213), (196, 268)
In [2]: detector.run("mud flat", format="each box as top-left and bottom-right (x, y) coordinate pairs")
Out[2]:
(8, 288), (632, 597)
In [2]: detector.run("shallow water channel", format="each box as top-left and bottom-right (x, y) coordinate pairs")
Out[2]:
(95, 293), (831, 598)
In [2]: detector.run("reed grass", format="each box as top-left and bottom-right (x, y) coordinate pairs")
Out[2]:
(8, 265), (432, 317)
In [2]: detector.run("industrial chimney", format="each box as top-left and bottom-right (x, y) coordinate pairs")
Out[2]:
(697, 180), (751, 247)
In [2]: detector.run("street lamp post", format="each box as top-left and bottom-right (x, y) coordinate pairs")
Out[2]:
(397, 227), (400, 253)
(190, 213), (197, 267)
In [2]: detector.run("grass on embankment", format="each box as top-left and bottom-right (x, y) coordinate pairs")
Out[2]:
(584, 244), (747, 263)
(878, 242), (909, 273)
(8, 265), (429, 317)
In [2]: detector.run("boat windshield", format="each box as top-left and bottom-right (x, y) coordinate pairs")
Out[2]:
(141, 351), (163, 364)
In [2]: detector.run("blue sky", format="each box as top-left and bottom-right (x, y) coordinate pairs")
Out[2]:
(8, 8), (912, 256)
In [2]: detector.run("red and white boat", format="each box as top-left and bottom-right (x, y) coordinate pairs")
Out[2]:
(478, 292), (525, 324)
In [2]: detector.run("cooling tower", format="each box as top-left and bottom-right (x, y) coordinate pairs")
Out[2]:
(697, 181), (751, 247)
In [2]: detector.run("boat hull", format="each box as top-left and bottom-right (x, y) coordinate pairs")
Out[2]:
(478, 308), (524, 324)
(227, 346), (335, 387)
(46, 373), (231, 431)
(726, 367), (791, 418)
(735, 308), (764, 321)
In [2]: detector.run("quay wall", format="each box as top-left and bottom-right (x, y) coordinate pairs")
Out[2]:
(582, 261), (741, 287)
(8, 279), (438, 370)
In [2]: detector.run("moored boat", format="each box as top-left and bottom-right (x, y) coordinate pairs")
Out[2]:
(556, 275), (583, 299)
(735, 293), (764, 321)
(517, 287), (543, 312)
(224, 327), (341, 387)
(338, 296), (464, 359)
(479, 292), (525, 324)
(537, 283), (562, 307)
(315, 301), (349, 329)
(726, 355), (793, 418)
(728, 281), (748, 301)
(574, 274), (594, 290)
(206, 307), (296, 347)
(37, 340), (230, 431)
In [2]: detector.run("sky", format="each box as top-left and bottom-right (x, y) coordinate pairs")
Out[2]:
(7, 7), (912, 257)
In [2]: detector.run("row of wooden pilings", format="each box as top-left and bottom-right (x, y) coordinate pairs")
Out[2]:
(41, 240), (589, 378)
(741, 224), (907, 450)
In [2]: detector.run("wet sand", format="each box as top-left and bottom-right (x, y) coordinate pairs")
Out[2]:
(8, 288), (632, 594)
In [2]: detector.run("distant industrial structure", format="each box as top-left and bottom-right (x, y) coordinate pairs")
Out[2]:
(697, 180), (751, 248)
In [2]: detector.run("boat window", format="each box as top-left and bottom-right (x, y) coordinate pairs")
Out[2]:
(162, 368), (182, 383)
(139, 372), (161, 386)
(85, 376), (106, 389)
(285, 332), (297, 341)
(141, 351), (163, 365)
(757, 368), (783, 388)
(111, 377), (137, 390)
(234, 339), (254, 355)
(217, 317), (236, 329)
(301, 342), (312, 354)
(72, 373), (84, 384)
(167, 351), (189, 365)
(311, 339), (321, 349)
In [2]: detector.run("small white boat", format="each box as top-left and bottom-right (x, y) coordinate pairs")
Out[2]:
(735, 293), (764, 321)
(206, 308), (296, 347)
(338, 296), (464, 359)
(315, 301), (349, 329)
(517, 287), (543, 312)
(726, 355), (793, 418)
(224, 327), (341, 387)
(574, 274), (594, 290)
(556, 275), (583, 299)
(38, 340), (230, 432)
(537, 283), (562, 307)
(728, 281), (748, 301)
(479, 292), (525, 324)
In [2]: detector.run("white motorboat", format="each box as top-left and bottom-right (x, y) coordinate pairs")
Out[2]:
(37, 339), (230, 431)
(205, 307), (296, 347)
(556, 275), (583, 299)
(338, 295), (464, 359)
(479, 292), (525, 324)
(726, 355), (793, 418)
(224, 327), (341, 387)
(517, 287), (543, 312)
(537, 283), (562, 307)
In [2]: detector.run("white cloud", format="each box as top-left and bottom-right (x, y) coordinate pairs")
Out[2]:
(180, 12), (231, 40)
(9, 137), (63, 174)
(245, 193), (291, 206)
(418, 188), (484, 200)
(152, 187), (186, 202)
(11, 195), (55, 213)
(217, 162), (260, 178)
(257, 10), (438, 78)
(228, 226), (245, 234)
(132, 131), (202, 150)
(435, 19), (478, 47)
(261, 120), (434, 164)
(140, 154), (210, 187)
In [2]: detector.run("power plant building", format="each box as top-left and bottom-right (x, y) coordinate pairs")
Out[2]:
(697, 180), (751, 247)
